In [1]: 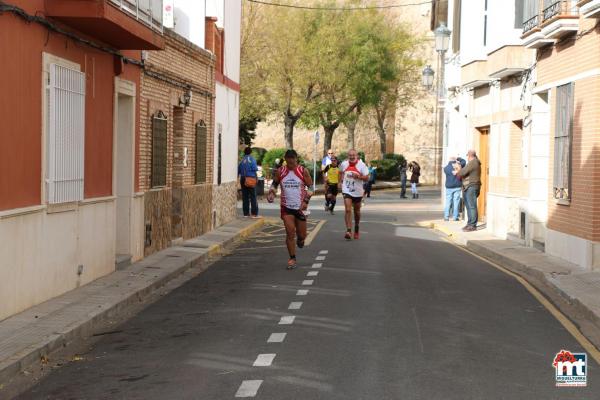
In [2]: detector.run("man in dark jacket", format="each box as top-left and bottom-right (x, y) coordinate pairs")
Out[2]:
(443, 157), (462, 221)
(454, 150), (481, 231)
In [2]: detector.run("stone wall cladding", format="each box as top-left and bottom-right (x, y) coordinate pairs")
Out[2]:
(144, 188), (171, 256)
(182, 184), (213, 239)
(213, 181), (238, 227)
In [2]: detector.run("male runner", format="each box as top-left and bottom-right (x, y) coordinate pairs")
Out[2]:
(323, 157), (340, 214)
(267, 150), (313, 269)
(339, 149), (370, 240)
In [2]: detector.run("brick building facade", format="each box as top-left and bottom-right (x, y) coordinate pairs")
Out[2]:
(140, 29), (217, 256)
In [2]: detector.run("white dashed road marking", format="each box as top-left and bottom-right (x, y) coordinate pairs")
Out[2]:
(312, 263), (322, 269)
(296, 289), (309, 296)
(315, 256), (326, 261)
(288, 301), (303, 310)
(279, 316), (296, 325)
(253, 354), (276, 367)
(235, 380), (263, 397)
(319, 250), (329, 255)
(302, 280), (314, 286)
(267, 333), (287, 343)
(307, 271), (319, 277)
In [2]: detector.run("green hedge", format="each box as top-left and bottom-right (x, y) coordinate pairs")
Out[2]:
(371, 153), (405, 180)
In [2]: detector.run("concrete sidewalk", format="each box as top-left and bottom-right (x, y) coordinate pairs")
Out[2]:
(0, 217), (264, 389)
(419, 219), (600, 345)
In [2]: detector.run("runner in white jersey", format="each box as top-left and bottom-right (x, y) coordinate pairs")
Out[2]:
(267, 149), (313, 269)
(339, 149), (370, 240)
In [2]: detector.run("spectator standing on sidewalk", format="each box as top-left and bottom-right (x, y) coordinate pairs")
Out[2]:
(399, 159), (408, 199)
(443, 157), (462, 221)
(364, 162), (377, 198)
(454, 150), (481, 231)
(409, 161), (421, 199)
(238, 147), (259, 218)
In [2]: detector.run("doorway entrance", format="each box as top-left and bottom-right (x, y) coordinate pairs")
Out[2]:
(477, 127), (490, 221)
(115, 92), (135, 265)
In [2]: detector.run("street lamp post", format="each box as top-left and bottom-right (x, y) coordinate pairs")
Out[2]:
(434, 23), (451, 188)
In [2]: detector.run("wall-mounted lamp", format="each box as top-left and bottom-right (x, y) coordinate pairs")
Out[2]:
(179, 87), (192, 110)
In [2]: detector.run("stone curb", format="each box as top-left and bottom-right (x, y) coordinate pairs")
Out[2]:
(0, 218), (265, 387)
(422, 221), (600, 342)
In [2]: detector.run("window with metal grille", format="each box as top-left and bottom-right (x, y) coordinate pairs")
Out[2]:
(46, 63), (86, 204)
(553, 83), (574, 202)
(195, 120), (208, 183)
(151, 110), (168, 187)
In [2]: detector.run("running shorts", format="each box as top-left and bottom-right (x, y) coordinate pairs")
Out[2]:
(343, 194), (362, 204)
(280, 207), (307, 221)
(326, 184), (338, 197)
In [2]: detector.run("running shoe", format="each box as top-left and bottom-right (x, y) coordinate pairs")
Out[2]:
(344, 231), (352, 240)
(287, 258), (297, 269)
(353, 231), (360, 240)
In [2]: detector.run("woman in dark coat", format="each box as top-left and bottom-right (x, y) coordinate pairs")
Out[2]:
(409, 161), (421, 199)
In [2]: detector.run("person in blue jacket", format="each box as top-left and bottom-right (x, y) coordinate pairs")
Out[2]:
(443, 156), (462, 221)
(238, 147), (259, 218)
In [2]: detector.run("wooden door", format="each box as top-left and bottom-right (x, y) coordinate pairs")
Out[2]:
(477, 128), (489, 220)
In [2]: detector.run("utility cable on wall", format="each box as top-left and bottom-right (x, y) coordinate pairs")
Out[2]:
(0, 1), (215, 98)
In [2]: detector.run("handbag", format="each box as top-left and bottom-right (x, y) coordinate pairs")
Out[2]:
(244, 176), (257, 188)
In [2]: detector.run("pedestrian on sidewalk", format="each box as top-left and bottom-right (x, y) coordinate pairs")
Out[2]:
(363, 162), (377, 198)
(267, 149), (313, 269)
(323, 157), (340, 214)
(340, 149), (370, 240)
(454, 150), (481, 232)
(409, 161), (421, 199)
(399, 159), (408, 199)
(443, 157), (462, 221)
(238, 147), (259, 218)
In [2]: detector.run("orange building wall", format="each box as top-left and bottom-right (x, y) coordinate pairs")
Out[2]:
(0, 1), (142, 210)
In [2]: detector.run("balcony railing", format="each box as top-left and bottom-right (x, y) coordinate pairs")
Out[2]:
(109, 0), (163, 33)
(523, 14), (541, 33)
(543, 0), (577, 22)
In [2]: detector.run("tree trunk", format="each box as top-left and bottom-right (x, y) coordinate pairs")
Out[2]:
(345, 119), (357, 150)
(377, 126), (386, 159)
(284, 115), (296, 149)
(323, 125), (337, 157)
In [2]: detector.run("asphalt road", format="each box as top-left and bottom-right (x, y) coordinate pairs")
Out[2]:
(16, 189), (600, 399)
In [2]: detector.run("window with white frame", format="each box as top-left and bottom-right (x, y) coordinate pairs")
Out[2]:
(553, 83), (574, 202)
(46, 63), (86, 204)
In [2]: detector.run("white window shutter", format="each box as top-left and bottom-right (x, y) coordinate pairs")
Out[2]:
(47, 63), (86, 204)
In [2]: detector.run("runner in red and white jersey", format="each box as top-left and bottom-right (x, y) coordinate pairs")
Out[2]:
(267, 150), (313, 269)
(339, 149), (370, 240)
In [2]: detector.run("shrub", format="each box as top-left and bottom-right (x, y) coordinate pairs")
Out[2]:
(251, 147), (268, 165)
(383, 153), (406, 165)
(262, 148), (287, 178)
(371, 157), (403, 180)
